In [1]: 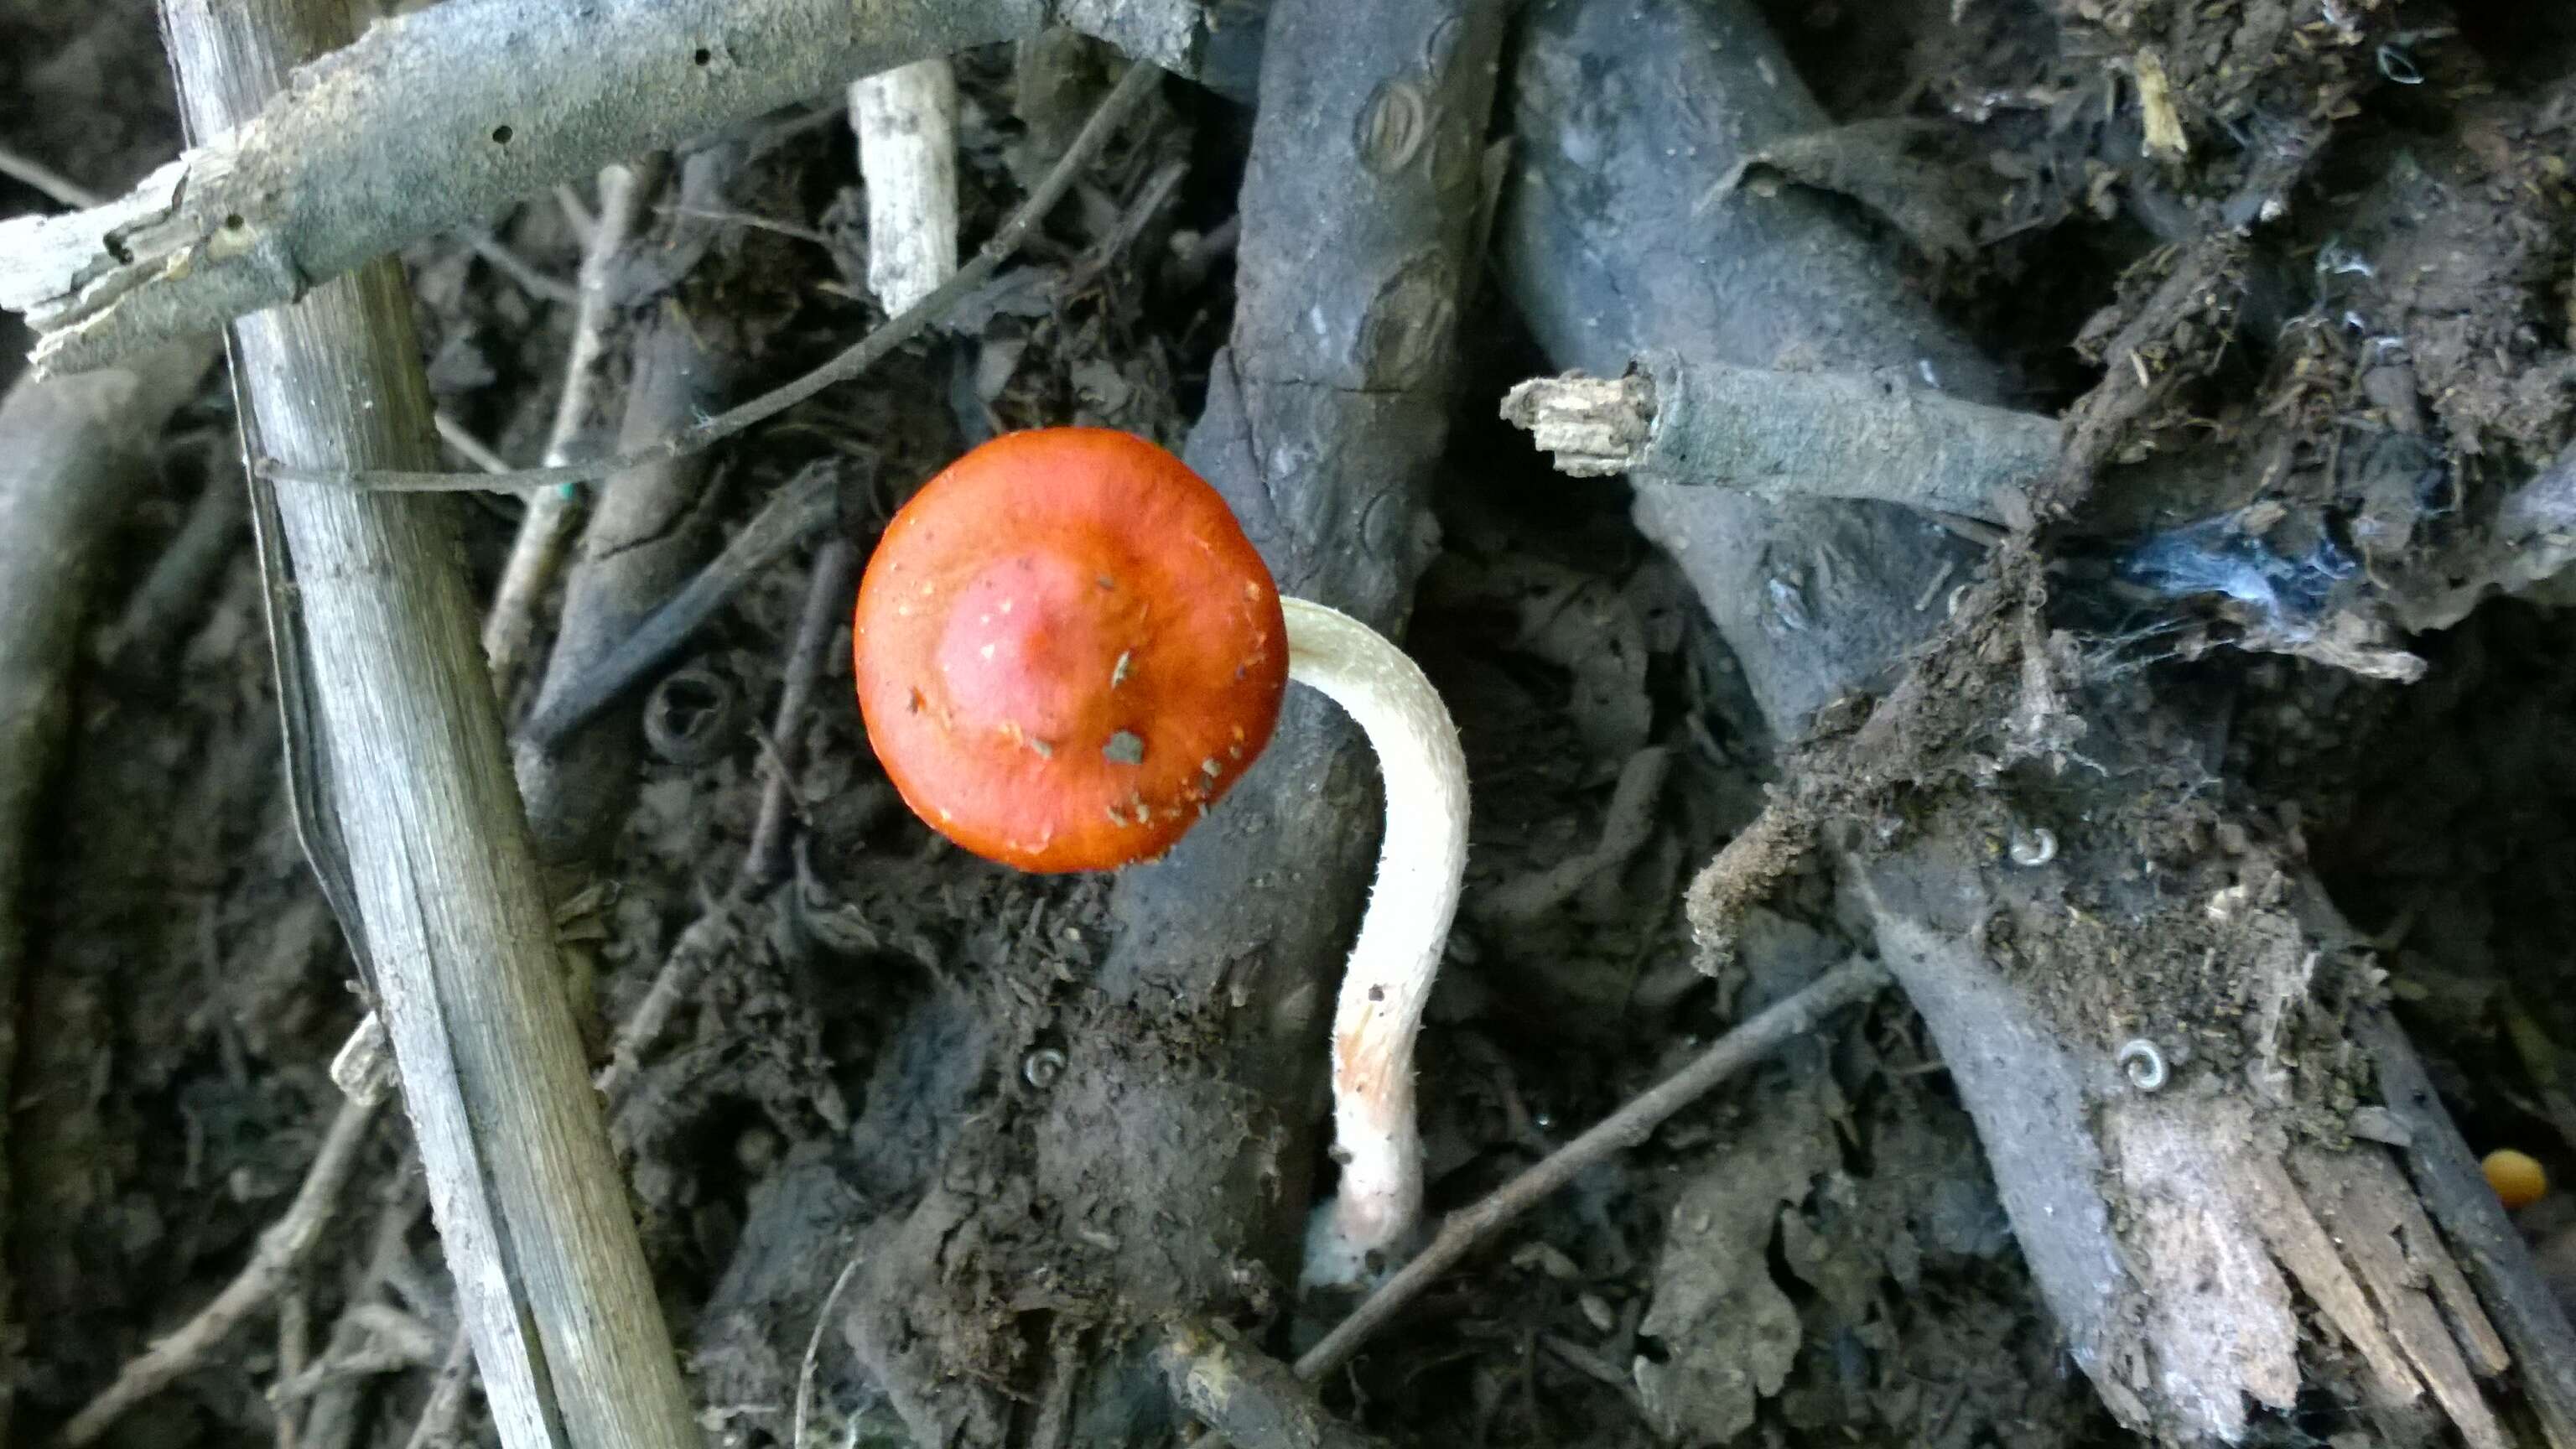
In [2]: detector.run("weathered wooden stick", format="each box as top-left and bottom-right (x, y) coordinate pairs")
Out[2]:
(0, 337), (212, 1447)
(161, 3), (697, 1447)
(0, 0), (1215, 376)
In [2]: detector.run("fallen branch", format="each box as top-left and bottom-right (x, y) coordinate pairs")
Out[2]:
(1500, 350), (2054, 523)
(0, 335), (214, 1441)
(0, 0), (1213, 375)
(161, 3), (702, 1447)
(65, 1095), (382, 1445)
(265, 58), (1163, 496)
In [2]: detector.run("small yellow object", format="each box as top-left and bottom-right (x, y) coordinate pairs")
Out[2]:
(2483, 1149), (2548, 1211)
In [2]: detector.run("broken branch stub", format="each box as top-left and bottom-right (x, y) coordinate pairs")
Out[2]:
(0, 0), (1213, 376)
(849, 58), (961, 315)
(1500, 350), (2056, 523)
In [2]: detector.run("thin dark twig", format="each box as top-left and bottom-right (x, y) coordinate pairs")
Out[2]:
(595, 908), (740, 1101)
(741, 540), (859, 890)
(65, 1095), (382, 1445)
(486, 156), (666, 694)
(517, 465), (837, 750)
(267, 60), (1161, 496)
(1296, 959), (1888, 1381)
(1180, 960), (1887, 1447)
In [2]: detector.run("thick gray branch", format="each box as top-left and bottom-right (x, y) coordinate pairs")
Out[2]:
(0, 0), (1211, 376)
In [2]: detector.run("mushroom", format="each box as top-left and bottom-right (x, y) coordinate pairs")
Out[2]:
(2484, 1148), (2548, 1211)
(852, 427), (1468, 1286)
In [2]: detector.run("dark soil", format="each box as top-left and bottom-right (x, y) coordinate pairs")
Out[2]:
(7, 1), (2576, 1447)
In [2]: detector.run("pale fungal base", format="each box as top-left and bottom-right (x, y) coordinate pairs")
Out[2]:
(1280, 597), (1472, 1290)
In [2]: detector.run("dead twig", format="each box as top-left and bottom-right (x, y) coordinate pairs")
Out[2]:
(483, 156), (665, 698)
(848, 59), (960, 314)
(462, 228), (578, 308)
(596, 908), (743, 1101)
(428, 413), (512, 475)
(296, 1169), (428, 1449)
(0, 143), (101, 209)
(65, 1095), (382, 1445)
(510, 145), (742, 863)
(1172, 959), (1886, 1449)
(741, 540), (860, 890)
(276, 1291), (309, 1449)
(97, 450), (250, 675)
(1296, 959), (1888, 1381)
(267, 59), (1162, 495)
(1501, 351), (2054, 522)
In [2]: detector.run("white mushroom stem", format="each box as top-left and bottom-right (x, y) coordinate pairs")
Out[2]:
(1280, 597), (1471, 1288)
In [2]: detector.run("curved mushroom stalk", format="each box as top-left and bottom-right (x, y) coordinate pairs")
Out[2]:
(848, 428), (1472, 1291)
(1285, 597), (1470, 1290)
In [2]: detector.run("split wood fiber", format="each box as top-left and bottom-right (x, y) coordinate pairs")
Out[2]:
(160, 2), (696, 1446)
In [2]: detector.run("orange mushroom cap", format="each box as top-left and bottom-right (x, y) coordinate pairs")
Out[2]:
(2484, 1148), (2548, 1211)
(853, 428), (1289, 872)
